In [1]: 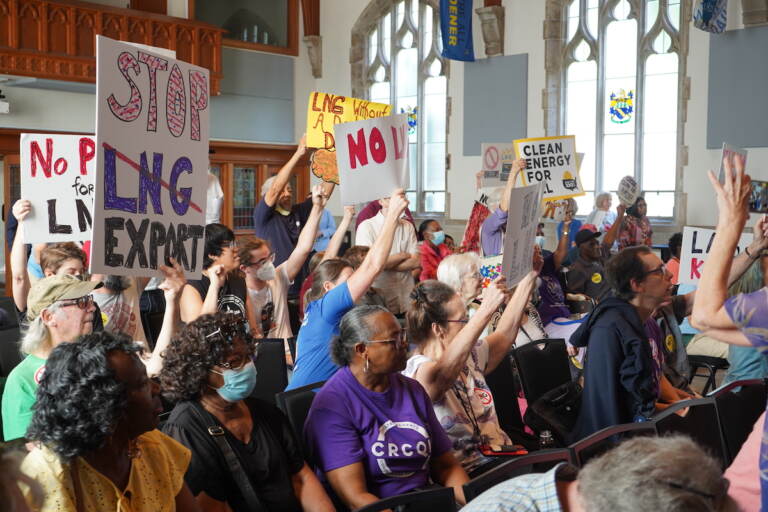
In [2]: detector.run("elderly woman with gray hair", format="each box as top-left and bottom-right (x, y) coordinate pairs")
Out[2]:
(303, 305), (469, 509)
(584, 191), (618, 232)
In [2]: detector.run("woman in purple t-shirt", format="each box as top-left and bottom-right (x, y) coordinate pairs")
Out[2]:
(304, 306), (468, 509)
(692, 157), (768, 512)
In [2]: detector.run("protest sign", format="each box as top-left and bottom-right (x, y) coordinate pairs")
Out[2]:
(480, 142), (515, 187)
(618, 175), (640, 207)
(502, 182), (544, 287)
(335, 113), (410, 206)
(20, 134), (96, 243)
(479, 255), (503, 288)
(719, 143), (747, 184)
(514, 135), (583, 201)
(90, 36), (209, 278)
(678, 226), (753, 285)
(306, 92), (391, 150)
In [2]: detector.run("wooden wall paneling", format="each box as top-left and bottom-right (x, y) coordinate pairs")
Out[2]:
(130, 0), (167, 16)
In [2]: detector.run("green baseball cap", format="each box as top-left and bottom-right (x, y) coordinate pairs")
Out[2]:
(26, 274), (103, 321)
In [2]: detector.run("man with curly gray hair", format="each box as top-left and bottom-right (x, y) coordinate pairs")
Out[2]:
(460, 435), (735, 512)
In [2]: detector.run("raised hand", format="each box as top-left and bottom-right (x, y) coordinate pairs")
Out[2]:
(708, 155), (752, 226)
(343, 205), (356, 219)
(754, 215), (768, 251)
(480, 276), (508, 312)
(296, 133), (307, 157)
(311, 184), (327, 208)
(12, 199), (32, 222)
(208, 263), (226, 289)
(158, 258), (186, 301)
(387, 189), (409, 219)
(532, 244), (544, 274)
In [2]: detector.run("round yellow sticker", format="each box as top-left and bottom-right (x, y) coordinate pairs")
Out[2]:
(101, 312), (109, 326)
(591, 273), (602, 284)
(665, 334), (675, 352)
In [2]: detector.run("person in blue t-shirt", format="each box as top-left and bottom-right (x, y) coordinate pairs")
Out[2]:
(287, 189), (410, 390)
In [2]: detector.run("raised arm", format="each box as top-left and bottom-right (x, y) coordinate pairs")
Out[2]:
(726, 215), (768, 284)
(553, 218), (572, 270)
(410, 282), (508, 402)
(10, 200), (31, 312)
(146, 259), (185, 377)
(264, 134), (307, 207)
(499, 158), (526, 212)
(179, 264), (226, 323)
(323, 206), (355, 261)
(602, 204), (626, 248)
(283, 185), (326, 281)
(691, 158), (752, 340)
(485, 247), (544, 373)
(346, 189), (409, 303)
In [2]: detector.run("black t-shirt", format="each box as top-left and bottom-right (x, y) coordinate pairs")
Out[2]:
(162, 398), (305, 512)
(187, 274), (248, 319)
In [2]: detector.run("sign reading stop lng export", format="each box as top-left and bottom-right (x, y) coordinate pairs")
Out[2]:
(20, 134), (96, 244)
(90, 36), (209, 278)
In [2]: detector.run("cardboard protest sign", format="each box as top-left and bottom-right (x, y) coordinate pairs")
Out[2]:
(335, 113), (410, 206)
(479, 255), (503, 288)
(20, 134), (96, 243)
(719, 143), (747, 184)
(502, 182), (544, 287)
(618, 175), (640, 207)
(306, 92), (391, 185)
(91, 36), (209, 278)
(481, 142), (515, 187)
(514, 135), (584, 201)
(678, 226), (753, 285)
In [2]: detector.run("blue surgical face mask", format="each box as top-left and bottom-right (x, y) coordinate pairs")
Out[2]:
(535, 235), (546, 249)
(211, 361), (257, 402)
(431, 230), (446, 246)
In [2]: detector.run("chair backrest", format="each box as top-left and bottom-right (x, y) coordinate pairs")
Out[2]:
(274, 380), (325, 451)
(0, 297), (22, 379)
(251, 339), (288, 404)
(569, 422), (657, 467)
(356, 487), (456, 512)
(512, 339), (571, 404)
(654, 396), (728, 469)
(462, 448), (573, 503)
(709, 378), (767, 466)
(485, 355), (525, 437)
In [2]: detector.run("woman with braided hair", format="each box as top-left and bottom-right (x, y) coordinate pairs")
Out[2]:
(402, 247), (543, 476)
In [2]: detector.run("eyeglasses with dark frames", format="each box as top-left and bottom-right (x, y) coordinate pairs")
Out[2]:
(57, 294), (94, 310)
(640, 263), (668, 279)
(246, 252), (276, 268)
(445, 317), (470, 325)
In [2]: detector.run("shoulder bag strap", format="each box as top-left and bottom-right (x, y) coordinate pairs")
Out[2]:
(70, 460), (86, 512)
(189, 403), (267, 512)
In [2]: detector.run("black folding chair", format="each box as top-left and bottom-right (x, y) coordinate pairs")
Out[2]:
(512, 339), (571, 404)
(654, 396), (728, 469)
(709, 378), (767, 466)
(462, 449), (573, 503)
(275, 380), (325, 453)
(688, 355), (729, 395)
(569, 422), (657, 467)
(485, 355), (527, 443)
(251, 339), (289, 404)
(355, 487), (455, 512)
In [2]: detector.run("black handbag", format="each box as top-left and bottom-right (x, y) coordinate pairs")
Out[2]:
(524, 381), (582, 446)
(189, 403), (267, 512)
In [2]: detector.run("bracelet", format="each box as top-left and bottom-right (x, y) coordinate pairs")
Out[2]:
(745, 246), (758, 259)
(563, 231), (570, 236)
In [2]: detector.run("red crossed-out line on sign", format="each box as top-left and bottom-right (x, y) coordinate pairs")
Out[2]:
(102, 142), (202, 213)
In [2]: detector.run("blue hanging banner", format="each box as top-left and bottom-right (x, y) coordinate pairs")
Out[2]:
(693, 0), (728, 34)
(440, 0), (475, 62)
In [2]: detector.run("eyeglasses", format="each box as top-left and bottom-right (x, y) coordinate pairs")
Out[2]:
(224, 241), (238, 250)
(641, 263), (668, 278)
(364, 330), (408, 348)
(57, 294), (94, 310)
(445, 317), (470, 325)
(213, 354), (252, 372)
(246, 252), (275, 268)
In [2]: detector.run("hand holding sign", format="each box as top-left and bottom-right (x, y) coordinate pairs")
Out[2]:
(158, 258), (187, 301)
(311, 184), (327, 208)
(709, 152), (752, 226)
(387, 188), (409, 220)
(12, 199), (32, 223)
(618, 175), (640, 207)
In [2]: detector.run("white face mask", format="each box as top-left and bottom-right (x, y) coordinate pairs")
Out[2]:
(255, 261), (276, 281)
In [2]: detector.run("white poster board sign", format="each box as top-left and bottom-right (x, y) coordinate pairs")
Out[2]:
(481, 142), (515, 187)
(514, 135), (584, 202)
(678, 226), (753, 285)
(502, 182), (544, 287)
(91, 36), (209, 278)
(20, 134), (96, 243)
(335, 113), (410, 205)
(618, 175), (640, 207)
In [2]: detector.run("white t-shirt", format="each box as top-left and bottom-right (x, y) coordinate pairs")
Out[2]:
(92, 280), (147, 345)
(206, 172), (224, 225)
(402, 339), (511, 472)
(247, 264), (293, 339)
(355, 212), (418, 315)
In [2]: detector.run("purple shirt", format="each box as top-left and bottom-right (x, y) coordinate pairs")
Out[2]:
(537, 255), (570, 325)
(725, 287), (768, 512)
(481, 208), (507, 256)
(304, 366), (452, 499)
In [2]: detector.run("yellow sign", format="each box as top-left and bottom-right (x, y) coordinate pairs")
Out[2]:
(513, 135), (585, 202)
(306, 92), (392, 149)
(591, 272), (602, 284)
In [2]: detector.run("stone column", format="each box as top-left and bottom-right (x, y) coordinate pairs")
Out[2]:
(475, 5), (505, 57)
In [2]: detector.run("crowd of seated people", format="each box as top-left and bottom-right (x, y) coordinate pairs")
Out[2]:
(2, 141), (768, 512)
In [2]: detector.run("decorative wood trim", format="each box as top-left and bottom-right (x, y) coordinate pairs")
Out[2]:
(0, 0), (225, 94)
(188, 0), (299, 57)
